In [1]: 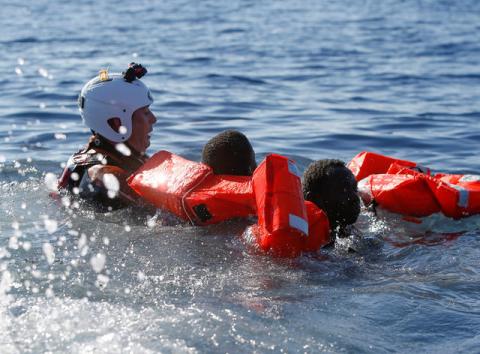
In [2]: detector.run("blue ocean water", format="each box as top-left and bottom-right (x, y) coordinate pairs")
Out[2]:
(1, 0), (480, 352)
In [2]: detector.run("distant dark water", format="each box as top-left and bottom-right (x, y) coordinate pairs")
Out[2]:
(1, 0), (480, 352)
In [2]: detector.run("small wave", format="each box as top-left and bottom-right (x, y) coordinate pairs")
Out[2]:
(219, 28), (245, 35)
(160, 101), (202, 108)
(183, 56), (212, 63)
(2, 36), (39, 44)
(206, 73), (267, 85)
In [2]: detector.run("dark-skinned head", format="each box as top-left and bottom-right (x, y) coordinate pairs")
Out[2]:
(202, 130), (257, 176)
(302, 159), (360, 236)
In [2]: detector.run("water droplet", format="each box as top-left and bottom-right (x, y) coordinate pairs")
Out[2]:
(8, 236), (19, 250)
(115, 143), (131, 156)
(45, 287), (54, 298)
(42, 243), (55, 265)
(90, 253), (106, 273)
(0, 270), (14, 293)
(103, 174), (119, 199)
(38, 67), (49, 78)
(44, 173), (58, 192)
(44, 219), (58, 234)
(22, 241), (31, 251)
(95, 274), (109, 288)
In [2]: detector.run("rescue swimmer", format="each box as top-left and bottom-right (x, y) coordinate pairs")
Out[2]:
(58, 63), (157, 210)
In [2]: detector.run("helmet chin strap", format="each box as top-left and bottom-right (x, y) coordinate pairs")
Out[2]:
(91, 132), (145, 162)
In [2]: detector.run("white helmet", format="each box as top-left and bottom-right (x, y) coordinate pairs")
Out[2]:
(78, 65), (153, 142)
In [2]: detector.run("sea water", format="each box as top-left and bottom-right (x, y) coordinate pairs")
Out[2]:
(1, 0), (480, 352)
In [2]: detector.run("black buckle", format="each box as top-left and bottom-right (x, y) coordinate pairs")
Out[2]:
(123, 62), (147, 83)
(192, 204), (212, 223)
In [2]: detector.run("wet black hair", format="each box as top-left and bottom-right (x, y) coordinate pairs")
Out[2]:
(302, 159), (360, 235)
(202, 130), (257, 176)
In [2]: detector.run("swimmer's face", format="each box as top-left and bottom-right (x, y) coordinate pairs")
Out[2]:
(127, 106), (157, 154)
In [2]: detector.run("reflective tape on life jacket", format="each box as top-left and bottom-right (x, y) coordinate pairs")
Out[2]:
(426, 174), (480, 219)
(251, 154), (309, 257)
(127, 151), (256, 225)
(348, 151), (426, 182)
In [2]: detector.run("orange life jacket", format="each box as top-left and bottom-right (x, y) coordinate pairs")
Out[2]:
(251, 154), (330, 257)
(351, 151), (480, 219)
(303, 200), (331, 251)
(348, 151), (430, 181)
(358, 172), (441, 217)
(127, 151), (256, 225)
(128, 151), (331, 257)
(426, 174), (480, 218)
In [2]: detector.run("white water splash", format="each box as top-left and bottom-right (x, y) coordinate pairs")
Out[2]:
(44, 173), (58, 192)
(38, 67), (49, 78)
(78, 233), (87, 249)
(22, 241), (32, 251)
(115, 143), (131, 156)
(103, 174), (120, 199)
(44, 219), (58, 234)
(42, 243), (55, 265)
(0, 270), (13, 294)
(90, 253), (106, 273)
(8, 236), (19, 250)
(137, 271), (146, 282)
(96, 274), (110, 288)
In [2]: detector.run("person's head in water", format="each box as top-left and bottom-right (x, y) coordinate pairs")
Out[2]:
(202, 130), (257, 176)
(303, 159), (360, 236)
(78, 63), (156, 155)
